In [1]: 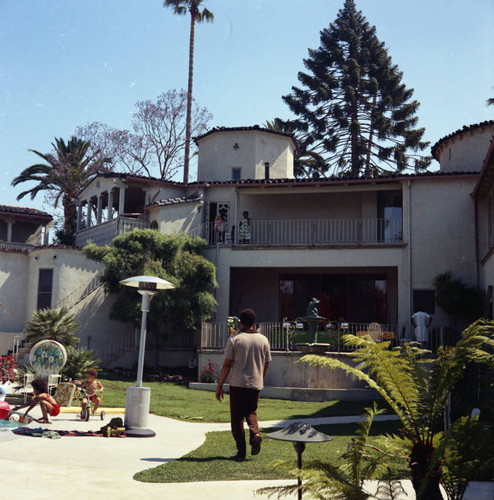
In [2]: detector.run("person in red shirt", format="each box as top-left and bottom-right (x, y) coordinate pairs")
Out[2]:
(12, 378), (60, 424)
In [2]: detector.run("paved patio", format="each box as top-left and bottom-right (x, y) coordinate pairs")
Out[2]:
(1, 408), (491, 499)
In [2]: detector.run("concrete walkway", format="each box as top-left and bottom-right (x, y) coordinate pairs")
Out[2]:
(0, 410), (491, 499)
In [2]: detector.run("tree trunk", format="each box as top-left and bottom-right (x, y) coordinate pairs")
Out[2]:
(410, 442), (443, 500)
(184, 13), (196, 185)
(364, 93), (377, 176)
(62, 194), (77, 245)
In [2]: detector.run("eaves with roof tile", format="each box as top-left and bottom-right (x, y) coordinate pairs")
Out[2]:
(431, 120), (494, 160)
(193, 125), (298, 148)
(0, 204), (52, 220)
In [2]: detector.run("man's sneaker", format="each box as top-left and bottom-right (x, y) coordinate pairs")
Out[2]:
(230, 453), (246, 462)
(251, 434), (262, 455)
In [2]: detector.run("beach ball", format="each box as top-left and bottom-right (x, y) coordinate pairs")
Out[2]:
(8, 413), (19, 423)
(0, 401), (10, 420)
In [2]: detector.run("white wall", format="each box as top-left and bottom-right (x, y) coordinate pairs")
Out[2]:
(149, 201), (203, 236)
(0, 252), (30, 333)
(409, 177), (478, 326)
(436, 124), (494, 173)
(197, 130), (294, 182)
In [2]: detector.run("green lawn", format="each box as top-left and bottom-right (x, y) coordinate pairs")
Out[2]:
(134, 421), (408, 483)
(98, 376), (388, 423)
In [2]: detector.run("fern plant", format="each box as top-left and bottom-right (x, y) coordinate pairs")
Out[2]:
(301, 319), (494, 500)
(258, 403), (402, 499)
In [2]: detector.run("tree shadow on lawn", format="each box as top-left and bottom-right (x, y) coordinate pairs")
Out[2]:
(285, 398), (391, 421)
(262, 420), (402, 438)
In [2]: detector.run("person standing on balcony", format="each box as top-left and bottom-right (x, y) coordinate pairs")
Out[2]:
(214, 208), (227, 243)
(238, 211), (251, 243)
(411, 311), (432, 344)
(216, 308), (271, 462)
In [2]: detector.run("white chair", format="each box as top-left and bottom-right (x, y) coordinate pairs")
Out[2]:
(23, 373), (35, 403)
(47, 374), (61, 394)
(367, 322), (383, 342)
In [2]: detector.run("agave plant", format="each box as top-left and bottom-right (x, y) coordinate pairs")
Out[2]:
(301, 319), (494, 500)
(24, 307), (80, 348)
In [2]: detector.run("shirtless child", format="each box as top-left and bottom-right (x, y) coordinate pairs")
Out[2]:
(12, 378), (60, 423)
(79, 368), (104, 417)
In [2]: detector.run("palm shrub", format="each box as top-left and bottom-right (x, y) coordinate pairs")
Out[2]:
(62, 347), (100, 381)
(24, 307), (80, 348)
(300, 320), (494, 500)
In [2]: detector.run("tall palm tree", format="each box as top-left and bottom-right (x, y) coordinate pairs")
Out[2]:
(164, 0), (214, 185)
(12, 136), (104, 244)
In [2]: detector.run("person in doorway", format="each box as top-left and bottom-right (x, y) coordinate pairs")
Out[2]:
(238, 211), (251, 243)
(214, 209), (227, 243)
(216, 308), (271, 461)
(411, 311), (432, 343)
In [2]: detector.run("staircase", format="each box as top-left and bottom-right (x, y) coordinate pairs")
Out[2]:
(12, 336), (32, 368)
(53, 273), (103, 312)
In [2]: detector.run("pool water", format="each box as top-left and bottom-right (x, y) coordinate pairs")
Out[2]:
(0, 412), (34, 429)
(0, 419), (24, 430)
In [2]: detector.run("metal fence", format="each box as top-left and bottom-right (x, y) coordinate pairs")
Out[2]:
(201, 321), (400, 351)
(192, 217), (403, 246)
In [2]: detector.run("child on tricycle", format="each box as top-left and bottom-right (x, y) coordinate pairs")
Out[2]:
(78, 368), (104, 421)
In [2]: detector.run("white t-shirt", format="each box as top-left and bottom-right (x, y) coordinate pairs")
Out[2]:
(223, 331), (272, 391)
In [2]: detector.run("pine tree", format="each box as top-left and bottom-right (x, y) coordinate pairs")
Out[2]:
(283, 0), (430, 177)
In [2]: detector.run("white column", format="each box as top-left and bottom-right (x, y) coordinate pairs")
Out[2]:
(118, 187), (126, 215)
(96, 195), (103, 224)
(76, 203), (83, 231)
(107, 190), (114, 220)
(6, 220), (13, 242)
(43, 225), (49, 245)
(86, 200), (92, 228)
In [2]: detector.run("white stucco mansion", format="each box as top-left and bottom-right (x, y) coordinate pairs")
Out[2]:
(2, 121), (494, 368)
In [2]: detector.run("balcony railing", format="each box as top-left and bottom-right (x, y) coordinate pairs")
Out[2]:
(194, 217), (403, 246)
(201, 322), (455, 354)
(75, 216), (150, 247)
(0, 241), (34, 251)
(201, 321), (400, 351)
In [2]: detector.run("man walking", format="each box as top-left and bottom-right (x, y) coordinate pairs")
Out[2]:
(216, 308), (271, 461)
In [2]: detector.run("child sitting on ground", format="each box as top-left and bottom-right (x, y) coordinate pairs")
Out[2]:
(12, 378), (60, 423)
(79, 368), (104, 417)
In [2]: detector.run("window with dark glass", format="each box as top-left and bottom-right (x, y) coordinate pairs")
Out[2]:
(37, 269), (53, 309)
(232, 168), (241, 180)
(413, 289), (435, 315)
(377, 190), (403, 242)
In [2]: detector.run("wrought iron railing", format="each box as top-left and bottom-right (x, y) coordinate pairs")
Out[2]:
(53, 273), (103, 311)
(193, 217), (403, 246)
(201, 321), (400, 351)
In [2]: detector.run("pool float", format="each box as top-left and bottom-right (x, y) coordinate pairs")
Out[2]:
(0, 400), (11, 420)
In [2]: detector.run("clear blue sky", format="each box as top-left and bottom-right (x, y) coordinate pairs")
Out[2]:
(1, 0), (493, 213)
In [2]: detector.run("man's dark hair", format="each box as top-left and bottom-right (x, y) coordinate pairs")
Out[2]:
(239, 308), (256, 327)
(31, 378), (48, 394)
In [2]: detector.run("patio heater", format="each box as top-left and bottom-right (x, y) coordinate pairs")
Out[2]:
(120, 275), (175, 437)
(267, 422), (332, 499)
